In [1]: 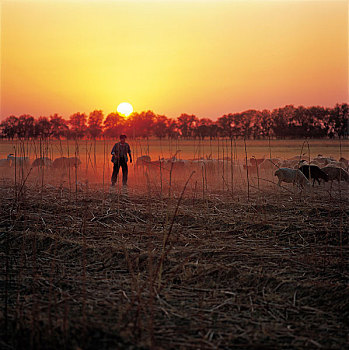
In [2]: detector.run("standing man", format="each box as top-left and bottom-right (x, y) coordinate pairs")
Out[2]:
(111, 134), (132, 186)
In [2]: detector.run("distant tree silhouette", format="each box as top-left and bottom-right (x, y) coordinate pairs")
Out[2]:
(153, 115), (168, 139)
(195, 118), (213, 140)
(50, 114), (69, 139)
(218, 113), (250, 139)
(240, 110), (257, 138)
(128, 111), (155, 138)
(217, 114), (234, 139)
(103, 112), (125, 139)
(329, 103), (348, 138)
(0, 115), (19, 140)
(35, 116), (51, 139)
(271, 105), (296, 139)
(177, 114), (198, 138)
(307, 106), (330, 138)
(258, 109), (273, 138)
(69, 113), (87, 139)
(17, 115), (35, 139)
(1, 103), (347, 140)
(207, 123), (219, 139)
(88, 110), (104, 139)
(166, 119), (179, 139)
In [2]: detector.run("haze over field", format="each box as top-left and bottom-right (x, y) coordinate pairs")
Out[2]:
(1, 0), (348, 120)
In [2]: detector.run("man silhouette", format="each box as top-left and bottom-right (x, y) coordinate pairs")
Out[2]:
(111, 134), (132, 186)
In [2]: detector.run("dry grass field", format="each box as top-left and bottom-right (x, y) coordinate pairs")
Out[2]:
(1, 138), (348, 349)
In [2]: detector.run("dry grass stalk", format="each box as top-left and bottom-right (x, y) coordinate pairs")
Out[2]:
(0, 139), (348, 350)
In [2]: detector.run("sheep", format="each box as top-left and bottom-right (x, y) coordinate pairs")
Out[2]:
(321, 166), (349, 183)
(7, 154), (30, 167)
(190, 159), (218, 173)
(281, 159), (306, 169)
(250, 157), (265, 167)
(0, 158), (12, 168)
(299, 164), (329, 186)
(136, 155), (151, 167)
(288, 155), (305, 161)
(52, 157), (81, 169)
(326, 160), (347, 169)
(339, 157), (348, 169)
(165, 158), (187, 170)
(310, 160), (324, 167)
(311, 155), (334, 166)
(243, 164), (259, 174)
(274, 168), (310, 188)
(32, 157), (52, 167)
(259, 158), (281, 171)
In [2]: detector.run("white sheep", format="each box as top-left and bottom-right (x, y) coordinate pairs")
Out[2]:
(321, 166), (349, 183)
(259, 158), (281, 171)
(339, 157), (348, 169)
(0, 158), (12, 167)
(281, 159), (301, 169)
(7, 154), (30, 167)
(32, 157), (53, 167)
(281, 159), (307, 169)
(274, 168), (310, 188)
(52, 157), (81, 168)
(136, 155), (151, 167)
(326, 160), (347, 170)
(311, 156), (334, 166)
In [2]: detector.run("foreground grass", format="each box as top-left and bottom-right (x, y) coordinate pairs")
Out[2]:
(1, 180), (348, 349)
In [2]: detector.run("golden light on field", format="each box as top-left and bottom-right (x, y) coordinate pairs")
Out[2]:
(117, 102), (133, 117)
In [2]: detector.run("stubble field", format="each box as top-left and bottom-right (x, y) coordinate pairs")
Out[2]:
(0, 138), (348, 349)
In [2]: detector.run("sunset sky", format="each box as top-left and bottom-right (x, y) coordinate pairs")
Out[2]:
(1, 0), (348, 120)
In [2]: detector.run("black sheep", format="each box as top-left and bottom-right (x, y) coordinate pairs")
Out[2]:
(299, 165), (329, 186)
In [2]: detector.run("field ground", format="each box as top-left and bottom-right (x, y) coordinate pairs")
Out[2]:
(0, 139), (348, 349)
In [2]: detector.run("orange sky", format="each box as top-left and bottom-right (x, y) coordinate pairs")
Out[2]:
(1, 0), (348, 120)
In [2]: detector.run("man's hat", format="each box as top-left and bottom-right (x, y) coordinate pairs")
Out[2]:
(120, 134), (127, 139)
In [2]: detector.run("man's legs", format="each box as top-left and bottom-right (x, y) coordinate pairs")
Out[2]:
(111, 161), (120, 186)
(120, 158), (128, 186)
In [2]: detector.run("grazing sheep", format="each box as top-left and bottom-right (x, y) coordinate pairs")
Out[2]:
(250, 157), (265, 167)
(274, 168), (310, 188)
(311, 155), (334, 166)
(32, 157), (52, 167)
(190, 159), (217, 173)
(321, 166), (349, 183)
(52, 157), (81, 169)
(7, 154), (30, 167)
(339, 157), (348, 169)
(326, 160), (347, 169)
(281, 159), (306, 169)
(136, 155), (151, 167)
(299, 164), (329, 186)
(310, 160), (324, 167)
(165, 159), (187, 170)
(0, 158), (12, 167)
(288, 155), (305, 161)
(243, 164), (259, 174)
(259, 158), (281, 171)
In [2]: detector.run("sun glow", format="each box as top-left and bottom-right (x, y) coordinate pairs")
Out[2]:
(1, 2), (347, 118)
(117, 102), (133, 117)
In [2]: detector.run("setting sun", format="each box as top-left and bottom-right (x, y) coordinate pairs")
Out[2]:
(117, 102), (133, 117)
(1, 1), (347, 119)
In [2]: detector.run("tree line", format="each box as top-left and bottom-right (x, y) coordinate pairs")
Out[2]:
(0, 103), (347, 140)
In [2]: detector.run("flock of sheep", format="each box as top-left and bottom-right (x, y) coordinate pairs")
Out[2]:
(136, 154), (349, 189)
(0, 152), (348, 189)
(0, 154), (82, 169)
(271, 155), (349, 188)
